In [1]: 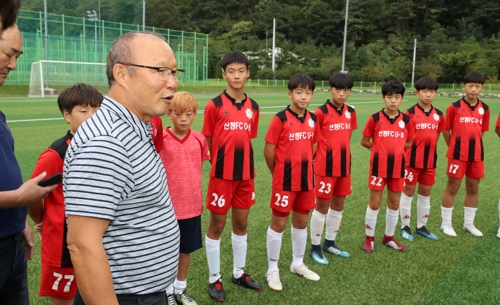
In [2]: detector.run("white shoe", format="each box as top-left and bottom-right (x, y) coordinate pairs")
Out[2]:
(290, 264), (320, 281)
(266, 270), (282, 291)
(440, 224), (457, 237)
(463, 223), (483, 237)
(497, 227), (500, 239)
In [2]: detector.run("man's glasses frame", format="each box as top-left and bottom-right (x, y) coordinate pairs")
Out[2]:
(118, 62), (185, 81)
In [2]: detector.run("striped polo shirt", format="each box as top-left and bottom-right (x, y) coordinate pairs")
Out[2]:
(63, 97), (180, 295)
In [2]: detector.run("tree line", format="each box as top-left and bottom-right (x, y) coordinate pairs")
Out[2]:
(21, 0), (500, 83)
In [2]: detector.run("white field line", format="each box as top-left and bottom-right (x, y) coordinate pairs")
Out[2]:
(6, 100), (407, 123)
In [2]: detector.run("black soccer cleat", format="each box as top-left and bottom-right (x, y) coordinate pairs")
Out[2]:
(231, 273), (263, 291)
(208, 278), (226, 302)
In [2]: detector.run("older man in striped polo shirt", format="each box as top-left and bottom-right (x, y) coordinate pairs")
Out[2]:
(64, 31), (180, 305)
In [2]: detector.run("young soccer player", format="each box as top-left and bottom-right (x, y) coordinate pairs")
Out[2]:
(264, 73), (321, 291)
(202, 52), (261, 302)
(160, 92), (210, 305)
(28, 83), (102, 305)
(360, 81), (414, 253)
(309, 72), (357, 265)
(496, 113), (500, 239)
(440, 71), (490, 237)
(399, 77), (444, 241)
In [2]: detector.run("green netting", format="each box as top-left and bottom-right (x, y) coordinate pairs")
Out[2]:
(5, 10), (208, 86)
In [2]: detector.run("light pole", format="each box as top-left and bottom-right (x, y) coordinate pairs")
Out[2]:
(44, 0), (48, 87)
(143, 0), (146, 30)
(341, 0), (349, 74)
(87, 10), (99, 59)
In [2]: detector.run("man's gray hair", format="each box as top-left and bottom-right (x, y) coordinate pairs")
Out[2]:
(106, 31), (166, 86)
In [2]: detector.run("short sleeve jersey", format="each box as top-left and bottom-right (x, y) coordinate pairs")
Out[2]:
(445, 99), (490, 161)
(150, 116), (164, 153)
(202, 91), (259, 181)
(314, 101), (357, 177)
(160, 128), (210, 220)
(265, 106), (320, 191)
(404, 104), (445, 169)
(362, 110), (415, 178)
(30, 131), (73, 267)
(496, 112), (500, 128)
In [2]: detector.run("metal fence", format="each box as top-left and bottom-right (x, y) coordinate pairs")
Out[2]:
(5, 9), (208, 86)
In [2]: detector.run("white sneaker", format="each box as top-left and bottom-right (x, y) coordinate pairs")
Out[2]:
(497, 226), (500, 239)
(463, 223), (483, 237)
(440, 224), (457, 237)
(266, 270), (282, 291)
(290, 264), (320, 281)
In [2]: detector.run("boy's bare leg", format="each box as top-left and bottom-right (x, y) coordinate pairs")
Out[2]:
(177, 253), (190, 282)
(51, 298), (73, 305)
(463, 177), (483, 236)
(440, 177), (462, 236)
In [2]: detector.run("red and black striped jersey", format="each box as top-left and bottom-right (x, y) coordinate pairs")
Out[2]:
(404, 104), (445, 169)
(362, 110), (415, 178)
(265, 106), (320, 191)
(31, 131), (73, 267)
(202, 91), (259, 180)
(445, 99), (489, 162)
(314, 101), (357, 177)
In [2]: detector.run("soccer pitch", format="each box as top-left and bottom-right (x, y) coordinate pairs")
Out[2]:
(2, 92), (500, 304)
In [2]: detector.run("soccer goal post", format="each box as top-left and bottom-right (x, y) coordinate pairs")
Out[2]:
(28, 60), (107, 98)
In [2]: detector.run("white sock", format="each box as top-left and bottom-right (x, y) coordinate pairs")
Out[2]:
(464, 207), (477, 226)
(325, 208), (342, 241)
(309, 209), (326, 245)
(291, 226), (307, 268)
(205, 236), (221, 283)
(416, 194), (431, 229)
(385, 208), (399, 237)
(166, 283), (174, 294)
(266, 227), (283, 273)
(232, 232), (247, 279)
(173, 279), (187, 294)
(441, 206), (453, 225)
(399, 193), (413, 228)
(365, 206), (379, 237)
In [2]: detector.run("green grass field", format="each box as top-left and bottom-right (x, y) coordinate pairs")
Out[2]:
(2, 91), (500, 305)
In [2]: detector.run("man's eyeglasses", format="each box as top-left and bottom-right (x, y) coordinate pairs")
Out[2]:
(118, 62), (185, 82)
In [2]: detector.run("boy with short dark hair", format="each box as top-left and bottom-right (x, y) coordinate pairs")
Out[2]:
(161, 92), (210, 305)
(399, 77), (444, 241)
(264, 73), (321, 291)
(28, 83), (102, 305)
(440, 71), (490, 237)
(309, 72), (357, 265)
(202, 52), (261, 302)
(360, 81), (414, 253)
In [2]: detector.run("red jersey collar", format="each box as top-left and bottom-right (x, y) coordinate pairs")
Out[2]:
(461, 98), (481, 111)
(223, 90), (248, 109)
(326, 100), (344, 115)
(286, 105), (308, 123)
(166, 127), (192, 144)
(381, 108), (401, 124)
(415, 103), (434, 116)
